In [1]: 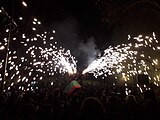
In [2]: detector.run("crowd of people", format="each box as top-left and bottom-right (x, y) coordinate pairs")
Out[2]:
(0, 80), (160, 120)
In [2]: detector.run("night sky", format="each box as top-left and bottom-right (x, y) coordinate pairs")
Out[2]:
(1, 0), (160, 71)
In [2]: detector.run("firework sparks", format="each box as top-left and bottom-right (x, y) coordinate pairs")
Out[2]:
(0, 6), (77, 90)
(83, 32), (160, 85)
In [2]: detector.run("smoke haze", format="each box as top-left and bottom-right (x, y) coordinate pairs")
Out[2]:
(54, 17), (99, 71)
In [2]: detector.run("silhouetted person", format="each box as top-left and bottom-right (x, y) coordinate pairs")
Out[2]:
(105, 96), (126, 120)
(77, 96), (105, 120)
(125, 95), (142, 120)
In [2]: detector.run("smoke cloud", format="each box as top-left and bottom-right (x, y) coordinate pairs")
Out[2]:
(54, 17), (99, 71)
(78, 37), (99, 68)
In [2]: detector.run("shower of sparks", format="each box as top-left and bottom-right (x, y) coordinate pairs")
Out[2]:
(83, 32), (160, 86)
(22, 21), (77, 76)
(0, 2), (160, 92)
(0, 8), (77, 90)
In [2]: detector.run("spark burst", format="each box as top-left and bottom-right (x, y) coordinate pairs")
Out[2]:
(0, 6), (77, 91)
(83, 32), (160, 86)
